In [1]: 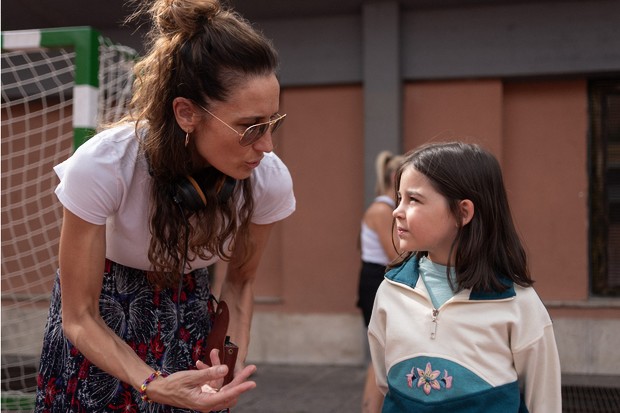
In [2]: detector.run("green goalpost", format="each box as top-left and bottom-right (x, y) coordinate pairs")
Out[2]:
(1, 26), (137, 411)
(2, 26), (132, 147)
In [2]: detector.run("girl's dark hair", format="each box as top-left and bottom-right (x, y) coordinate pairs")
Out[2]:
(126, 0), (279, 287)
(392, 142), (533, 293)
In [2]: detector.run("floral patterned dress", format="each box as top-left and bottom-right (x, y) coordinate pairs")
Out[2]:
(35, 259), (216, 413)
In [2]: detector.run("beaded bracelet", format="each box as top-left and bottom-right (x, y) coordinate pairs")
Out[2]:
(139, 370), (163, 402)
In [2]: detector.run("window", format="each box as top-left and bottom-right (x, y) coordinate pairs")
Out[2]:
(589, 79), (620, 296)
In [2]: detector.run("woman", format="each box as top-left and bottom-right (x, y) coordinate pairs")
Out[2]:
(357, 150), (404, 413)
(35, 0), (295, 411)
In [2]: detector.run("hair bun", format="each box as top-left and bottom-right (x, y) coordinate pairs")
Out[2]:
(151, 0), (221, 38)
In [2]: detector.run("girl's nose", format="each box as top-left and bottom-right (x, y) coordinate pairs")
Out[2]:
(393, 202), (403, 218)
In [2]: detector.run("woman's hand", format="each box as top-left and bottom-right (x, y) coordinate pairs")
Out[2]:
(198, 348), (239, 393)
(198, 349), (227, 393)
(145, 357), (257, 412)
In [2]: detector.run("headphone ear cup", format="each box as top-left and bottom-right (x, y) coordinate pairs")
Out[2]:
(174, 169), (236, 211)
(174, 175), (208, 211)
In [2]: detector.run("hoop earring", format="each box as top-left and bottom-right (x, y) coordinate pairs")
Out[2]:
(185, 130), (191, 147)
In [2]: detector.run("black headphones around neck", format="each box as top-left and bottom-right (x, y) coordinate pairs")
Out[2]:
(172, 168), (237, 338)
(173, 168), (237, 212)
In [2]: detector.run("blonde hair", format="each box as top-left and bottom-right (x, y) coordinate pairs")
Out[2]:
(374, 150), (405, 196)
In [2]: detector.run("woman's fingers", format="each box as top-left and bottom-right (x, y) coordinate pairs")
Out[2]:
(195, 348), (222, 370)
(209, 348), (222, 366)
(197, 363), (257, 399)
(221, 364), (257, 388)
(196, 350), (226, 390)
(196, 369), (257, 412)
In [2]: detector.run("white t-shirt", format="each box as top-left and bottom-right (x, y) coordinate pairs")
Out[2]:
(54, 123), (296, 270)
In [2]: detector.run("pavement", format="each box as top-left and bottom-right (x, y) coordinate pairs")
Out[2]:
(233, 364), (367, 413)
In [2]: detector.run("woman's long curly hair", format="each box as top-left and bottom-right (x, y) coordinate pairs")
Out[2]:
(126, 0), (279, 287)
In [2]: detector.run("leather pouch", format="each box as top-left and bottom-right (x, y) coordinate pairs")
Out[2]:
(205, 300), (238, 385)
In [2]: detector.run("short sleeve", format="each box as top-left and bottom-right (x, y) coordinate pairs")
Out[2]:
(250, 152), (296, 225)
(54, 130), (127, 225)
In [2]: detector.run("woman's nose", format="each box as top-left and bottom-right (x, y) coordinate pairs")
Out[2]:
(252, 131), (274, 153)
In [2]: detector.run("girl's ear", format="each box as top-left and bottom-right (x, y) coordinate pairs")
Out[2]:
(172, 97), (199, 133)
(459, 199), (475, 226)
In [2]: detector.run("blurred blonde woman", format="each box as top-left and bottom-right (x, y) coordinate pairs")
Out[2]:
(357, 150), (404, 413)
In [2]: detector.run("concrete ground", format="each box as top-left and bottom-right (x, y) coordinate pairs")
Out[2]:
(234, 364), (367, 413)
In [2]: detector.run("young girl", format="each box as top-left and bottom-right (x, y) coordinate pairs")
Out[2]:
(368, 142), (561, 413)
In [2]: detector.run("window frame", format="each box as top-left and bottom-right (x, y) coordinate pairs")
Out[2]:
(589, 79), (620, 297)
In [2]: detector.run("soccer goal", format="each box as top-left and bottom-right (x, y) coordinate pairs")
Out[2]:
(1, 26), (137, 411)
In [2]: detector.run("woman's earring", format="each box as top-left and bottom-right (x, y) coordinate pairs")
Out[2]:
(185, 130), (191, 147)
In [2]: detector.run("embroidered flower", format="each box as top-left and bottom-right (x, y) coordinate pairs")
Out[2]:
(442, 369), (453, 389)
(406, 367), (417, 388)
(417, 362), (441, 395)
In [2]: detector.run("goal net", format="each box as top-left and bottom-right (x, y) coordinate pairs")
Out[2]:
(1, 27), (137, 411)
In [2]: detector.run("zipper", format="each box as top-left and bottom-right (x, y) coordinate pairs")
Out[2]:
(430, 308), (439, 339)
(388, 279), (444, 340)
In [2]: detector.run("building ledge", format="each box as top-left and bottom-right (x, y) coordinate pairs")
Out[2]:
(545, 298), (620, 309)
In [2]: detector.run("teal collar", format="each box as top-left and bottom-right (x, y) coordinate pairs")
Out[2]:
(385, 255), (516, 300)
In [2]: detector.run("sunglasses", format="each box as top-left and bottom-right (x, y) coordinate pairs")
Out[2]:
(194, 102), (286, 147)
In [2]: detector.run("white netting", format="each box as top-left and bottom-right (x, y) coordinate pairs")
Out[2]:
(1, 35), (137, 409)
(98, 38), (137, 125)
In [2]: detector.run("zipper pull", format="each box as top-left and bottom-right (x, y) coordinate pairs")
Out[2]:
(431, 309), (439, 339)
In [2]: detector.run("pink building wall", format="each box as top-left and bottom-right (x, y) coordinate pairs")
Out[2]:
(253, 79), (595, 312)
